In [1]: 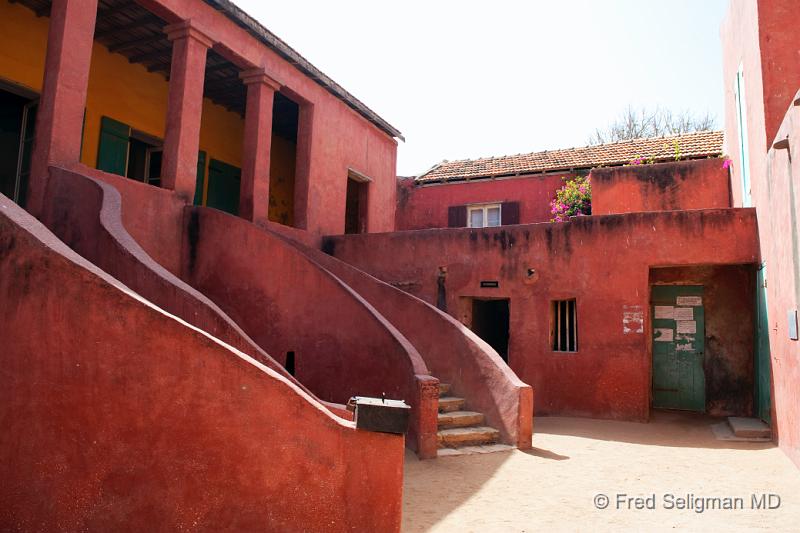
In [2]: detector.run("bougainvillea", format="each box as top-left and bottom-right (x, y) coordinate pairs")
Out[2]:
(550, 175), (592, 222)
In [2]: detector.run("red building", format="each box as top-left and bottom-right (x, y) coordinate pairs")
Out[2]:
(2, 0), (800, 530)
(721, 0), (800, 469)
(0, 0), (532, 530)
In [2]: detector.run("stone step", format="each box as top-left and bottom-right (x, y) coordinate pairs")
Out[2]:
(727, 417), (771, 439)
(438, 382), (451, 397)
(438, 396), (465, 413)
(438, 410), (484, 428)
(438, 426), (500, 448)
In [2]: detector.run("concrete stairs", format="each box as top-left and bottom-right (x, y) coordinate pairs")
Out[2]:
(727, 416), (771, 439)
(437, 382), (501, 453)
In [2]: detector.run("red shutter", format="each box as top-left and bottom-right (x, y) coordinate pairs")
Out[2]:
(501, 201), (520, 225)
(448, 205), (467, 227)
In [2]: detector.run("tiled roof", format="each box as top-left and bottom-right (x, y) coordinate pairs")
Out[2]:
(416, 130), (723, 183)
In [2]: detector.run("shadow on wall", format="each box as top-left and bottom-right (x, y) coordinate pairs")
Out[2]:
(0, 195), (405, 532)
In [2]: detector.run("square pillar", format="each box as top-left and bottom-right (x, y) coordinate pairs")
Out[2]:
(161, 21), (213, 201)
(28, 0), (98, 218)
(239, 69), (282, 223)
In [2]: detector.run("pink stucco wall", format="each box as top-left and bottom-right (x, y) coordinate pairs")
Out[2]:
(397, 172), (569, 230)
(722, 0), (800, 468)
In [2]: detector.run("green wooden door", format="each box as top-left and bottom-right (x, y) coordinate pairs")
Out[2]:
(97, 116), (130, 176)
(652, 285), (705, 411)
(206, 159), (241, 216)
(755, 264), (772, 423)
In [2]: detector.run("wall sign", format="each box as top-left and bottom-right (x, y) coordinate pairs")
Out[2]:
(676, 320), (697, 334)
(623, 305), (644, 334)
(654, 328), (674, 342)
(788, 309), (798, 340)
(480, 281), (499, 288)
(655, 306), (674, 319)
(676, 296), (702, 306)
(673, 307), (694, 321)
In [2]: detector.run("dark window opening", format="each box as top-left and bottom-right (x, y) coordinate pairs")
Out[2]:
(268, 92), (299, 227)
(284, 351), (295, 376)
(345, 174), (368, 234)
(552, 299), (577, 352)
(127, 131), (163, 186)
(471, 298), (510, 362)
(0, 87), (37, 207)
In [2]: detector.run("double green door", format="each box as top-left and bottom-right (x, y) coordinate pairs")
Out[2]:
(652, 285), (705, 412)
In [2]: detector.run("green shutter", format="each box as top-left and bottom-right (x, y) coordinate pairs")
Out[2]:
(97, 116), (130, 176)
(194, 150), (207, 205)
(206, 159), (241, 216)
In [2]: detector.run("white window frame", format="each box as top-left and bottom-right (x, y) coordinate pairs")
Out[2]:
(467, 203), (502, 228)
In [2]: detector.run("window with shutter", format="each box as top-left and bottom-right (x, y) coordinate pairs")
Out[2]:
(97, 116), (131, 176)
(501, 201), (520, 225)
(448, 205), (467, 227)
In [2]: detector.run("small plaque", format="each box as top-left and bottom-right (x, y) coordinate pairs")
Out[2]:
(655, 306), (674, 319)
(788, 309), (798, 341)
(480, 280), (499, 288)
(676, 296), (702, 306)
(676, 320), (697, 334)
(654, 328), (673, 342)
(673, 307), (694, 321)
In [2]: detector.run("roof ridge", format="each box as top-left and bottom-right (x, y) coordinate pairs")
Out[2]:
(415, 130), (724, 182)
(425, 130), (722, 169)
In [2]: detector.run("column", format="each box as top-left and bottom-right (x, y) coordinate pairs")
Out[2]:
(161, 21), (213, 201)
(28, 0), (98, 218)
(239, 69), (281, 223)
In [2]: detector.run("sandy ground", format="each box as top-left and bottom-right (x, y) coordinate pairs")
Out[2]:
(402, 411), (800, 532)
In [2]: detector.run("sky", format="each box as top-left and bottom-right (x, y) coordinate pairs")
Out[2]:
(237, 0), (729, 176)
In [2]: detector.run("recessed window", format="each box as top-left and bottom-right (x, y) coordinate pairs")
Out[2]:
(551, 299), (577, 352)
(468, 203), (501, 228)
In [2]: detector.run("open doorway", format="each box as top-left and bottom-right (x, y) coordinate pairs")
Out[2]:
(0, 83), (38, 207)
(268, 92), (299, 226)
(344, 171), (369, 234)
(471, 298), (510, 362)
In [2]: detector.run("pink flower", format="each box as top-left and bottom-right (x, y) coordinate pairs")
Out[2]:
(722, 158), (732, 170)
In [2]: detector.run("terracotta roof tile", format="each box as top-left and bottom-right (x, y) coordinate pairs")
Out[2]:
(416, 130), (723, 183)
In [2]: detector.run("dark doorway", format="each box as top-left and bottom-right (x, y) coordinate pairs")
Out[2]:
(471, 298), (510, 362)
(344, 175), (368, 234)
(268, 92), (299, 226)
(0, 87), (37, 207)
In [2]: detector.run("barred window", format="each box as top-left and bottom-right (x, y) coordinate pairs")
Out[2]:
(552, 299), (578, 352)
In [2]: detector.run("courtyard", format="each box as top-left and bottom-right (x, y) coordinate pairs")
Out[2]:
(403, 411), (800, 532)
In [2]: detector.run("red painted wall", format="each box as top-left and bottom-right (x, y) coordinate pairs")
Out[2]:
(326, 210), (759, 421)
(397, 172), (569, 230)
(0, 195), (404, 532)
(294, 239), (533, 451)
(79, 166), (435, 455)
(591, 159), (731, 215)
(178, 206), (436, 455)
(723, 0), (800, 468)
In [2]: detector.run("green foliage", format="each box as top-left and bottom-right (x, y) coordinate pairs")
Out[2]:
(550, 175), (591, 222)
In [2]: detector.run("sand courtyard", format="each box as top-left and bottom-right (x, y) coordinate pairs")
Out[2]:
(403, 411), (800, 532)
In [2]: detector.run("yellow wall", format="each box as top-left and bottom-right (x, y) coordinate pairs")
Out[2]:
(0, 0), (244, 206)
